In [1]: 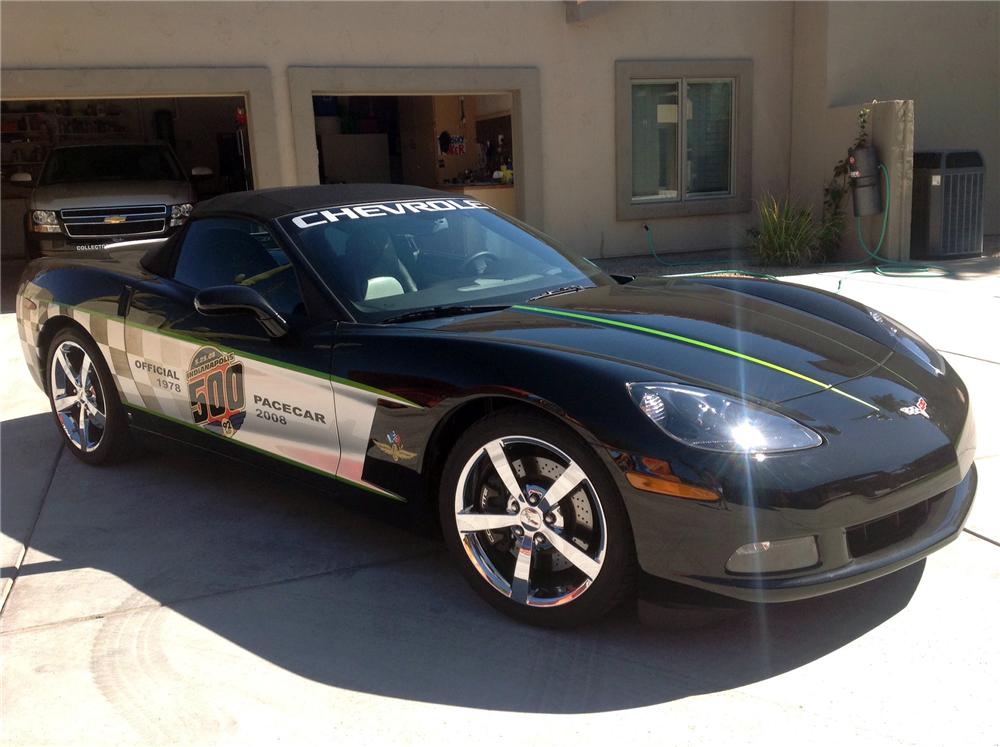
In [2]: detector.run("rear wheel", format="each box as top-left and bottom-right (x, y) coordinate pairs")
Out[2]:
(47, 328), (130, 464)
(440, 410), (635, 627)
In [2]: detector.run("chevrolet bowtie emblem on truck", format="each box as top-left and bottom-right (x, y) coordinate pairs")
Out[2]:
(103, 216), (127, 224)
(900, 397), (930, 419)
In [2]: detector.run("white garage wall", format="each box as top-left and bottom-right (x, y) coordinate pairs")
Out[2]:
(0, 1), (795, 258)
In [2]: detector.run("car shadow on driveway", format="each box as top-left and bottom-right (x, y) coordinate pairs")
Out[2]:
(1, 412), (924, 714)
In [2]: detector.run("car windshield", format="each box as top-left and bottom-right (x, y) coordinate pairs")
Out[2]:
(39, 145), (184, 185)
(279, 198), (612, 323)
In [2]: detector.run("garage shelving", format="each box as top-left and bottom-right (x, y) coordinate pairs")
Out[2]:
(1, 102), (131, 182)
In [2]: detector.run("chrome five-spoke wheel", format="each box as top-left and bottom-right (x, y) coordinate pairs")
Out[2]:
(442, 411), (634, 626)
(47, 329), (127, 464)
(454, 435), (608, 607)
(49, 339), (108, 452)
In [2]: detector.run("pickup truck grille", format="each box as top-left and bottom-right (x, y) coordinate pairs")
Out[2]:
(60, 205), (168, 239)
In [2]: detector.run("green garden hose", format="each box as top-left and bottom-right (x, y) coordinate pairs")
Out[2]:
(642, 162), (947, 288)
(642, 224), (778, 280)
(852, 163), (944, 279)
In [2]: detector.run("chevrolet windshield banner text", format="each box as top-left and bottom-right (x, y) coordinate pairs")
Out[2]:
(289, 198), (490, 230)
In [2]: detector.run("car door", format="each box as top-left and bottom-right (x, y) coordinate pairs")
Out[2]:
(123, 216), (343, 479)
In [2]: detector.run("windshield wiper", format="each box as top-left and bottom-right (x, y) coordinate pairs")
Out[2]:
(380, 304), (510, 324)
(526, 285), (586, 301)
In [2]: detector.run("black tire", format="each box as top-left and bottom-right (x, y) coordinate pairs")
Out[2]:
(46, 327), (131, 465)
(439, 409), (636, 627)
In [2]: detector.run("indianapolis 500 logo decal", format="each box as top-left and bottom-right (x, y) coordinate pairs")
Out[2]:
(187, 346), (247, 437)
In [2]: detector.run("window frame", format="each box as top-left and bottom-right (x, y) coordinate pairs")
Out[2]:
(629, 78), (682, 205)
(682, 77), (736, 201)
(616, 59), (752, 221)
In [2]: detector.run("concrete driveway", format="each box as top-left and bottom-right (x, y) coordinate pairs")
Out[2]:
(2, 260), (998, 746)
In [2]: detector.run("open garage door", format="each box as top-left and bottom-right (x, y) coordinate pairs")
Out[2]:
(312, 94), (519, 218)
(1, 95), (254, 261)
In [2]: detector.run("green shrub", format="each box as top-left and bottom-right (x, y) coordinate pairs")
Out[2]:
(816, 178), (848, 263)
(747, 194), (819, 266)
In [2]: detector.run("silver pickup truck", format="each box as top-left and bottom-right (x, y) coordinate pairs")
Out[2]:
(12, 142), (211, 258)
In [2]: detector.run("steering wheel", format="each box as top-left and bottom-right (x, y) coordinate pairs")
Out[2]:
(459, 251), (500, 276)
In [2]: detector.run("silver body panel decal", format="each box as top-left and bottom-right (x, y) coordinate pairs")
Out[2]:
(18, 284), (417, 500)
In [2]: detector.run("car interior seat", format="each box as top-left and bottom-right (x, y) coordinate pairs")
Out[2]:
(344, 226), (418, 301)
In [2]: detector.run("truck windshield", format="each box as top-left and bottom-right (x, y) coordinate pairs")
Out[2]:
(279, 198), (612, 323)
(39, 145), (184, 185)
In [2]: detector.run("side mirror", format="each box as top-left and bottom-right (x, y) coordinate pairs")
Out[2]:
(191, 166), (213, 178)
(194, 285), (288, 338)
(10, 172), (32, 183)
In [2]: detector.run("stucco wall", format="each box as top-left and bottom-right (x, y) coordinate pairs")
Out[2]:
(791, 1), (999, 251)
(788, 3), (863, 256)
(0, 1), (795, 257)
(820, 2), (999, 236)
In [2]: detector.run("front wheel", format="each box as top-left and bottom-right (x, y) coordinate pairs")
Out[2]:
(439, 410), (636, 627)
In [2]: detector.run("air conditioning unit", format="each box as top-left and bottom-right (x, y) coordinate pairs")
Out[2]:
(910, 151), (985, 259)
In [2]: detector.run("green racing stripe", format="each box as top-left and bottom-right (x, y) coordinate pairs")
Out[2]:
(512, 304), (879, 411)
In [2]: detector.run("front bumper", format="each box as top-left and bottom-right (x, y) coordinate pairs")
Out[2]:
(27, 228), (178, 257)
(627, 462), (977, 604)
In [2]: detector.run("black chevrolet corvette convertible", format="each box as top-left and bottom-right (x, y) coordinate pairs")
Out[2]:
(16, 185), (977, 626)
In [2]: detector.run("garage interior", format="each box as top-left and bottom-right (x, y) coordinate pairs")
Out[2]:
(1, 95), (254, 262)
(313, 93), (518, 217)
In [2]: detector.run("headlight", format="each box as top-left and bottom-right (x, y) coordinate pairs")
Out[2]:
(868, 310), (945, 377)
(32, 210), (58, 225)
(627, 383), (822, 454)
(170, 203), (194, 226)
(31, 210), (61, 233)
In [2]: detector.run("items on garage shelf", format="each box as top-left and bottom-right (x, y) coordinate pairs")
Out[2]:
(1, 100), (129, 183)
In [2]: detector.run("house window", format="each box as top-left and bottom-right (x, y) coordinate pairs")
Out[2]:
(617, 60), (752, 220)
(631, 81), (680, 201)
(685, 80), (733, 197)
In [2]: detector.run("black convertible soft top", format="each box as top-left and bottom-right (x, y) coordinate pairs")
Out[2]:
(142, 184), (464, 275)
(193, 184), (458, 221)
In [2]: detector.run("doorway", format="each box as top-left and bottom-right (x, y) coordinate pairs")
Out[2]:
(311, 93), (518, 217)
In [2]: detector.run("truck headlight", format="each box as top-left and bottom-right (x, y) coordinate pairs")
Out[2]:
(627, 383), (822, 454)
(31, 210), (61, 233)
(170, 203), (194, 226)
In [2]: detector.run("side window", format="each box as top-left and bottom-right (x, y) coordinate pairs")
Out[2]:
(173, 217), (306, 317)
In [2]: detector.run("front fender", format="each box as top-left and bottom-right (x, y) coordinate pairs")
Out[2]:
(331, 327), (673, 505)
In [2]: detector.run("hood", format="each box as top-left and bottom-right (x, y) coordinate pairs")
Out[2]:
(430, 278), (897, 406)
(30, 180), (193, 210)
